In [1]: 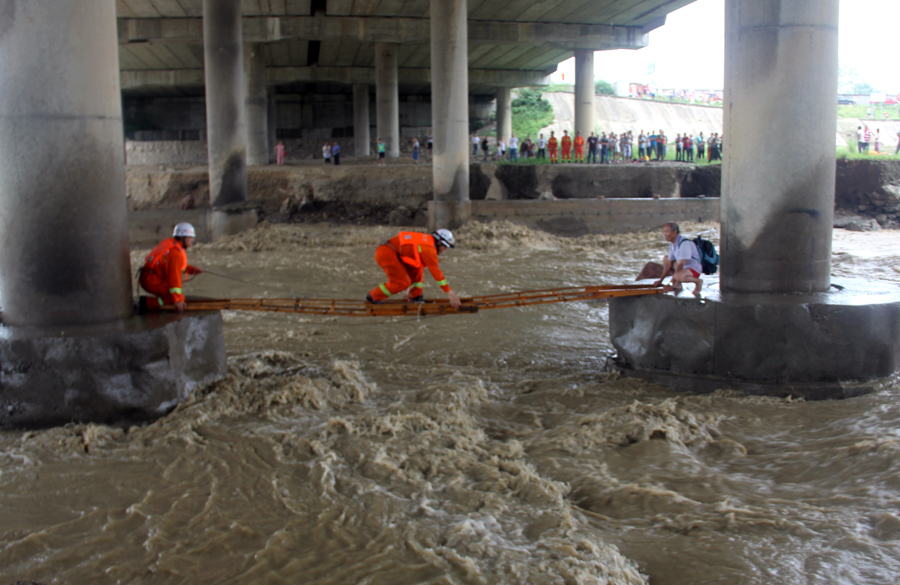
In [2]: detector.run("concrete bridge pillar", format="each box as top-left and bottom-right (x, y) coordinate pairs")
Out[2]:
(495, 87), (512, 146)
(428, 0), (471, 230)
(608, 0), (900, 397)
(720, 0), (839, 293)
(354, 84), (371, 157)
(0, 1), (132, 328)
(203, 0), (255, 238)
(574, 49), (595, 139)
(375, 43), (400, 158)
(0, 0), (225, 428)
(244, 43), (269, 166)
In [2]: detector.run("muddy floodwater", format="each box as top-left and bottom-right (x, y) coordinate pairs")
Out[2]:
(3, 221), (900, 585)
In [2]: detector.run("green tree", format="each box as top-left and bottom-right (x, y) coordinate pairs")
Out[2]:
(852, 82), (874, 96)
(511, 89), (554, 138)
(595, 79), (615, 96)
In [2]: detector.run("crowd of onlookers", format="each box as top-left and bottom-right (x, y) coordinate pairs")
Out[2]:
(857, 125), (900, 155)
(471, 130), (724, 164)
(276, 130), (730, 166)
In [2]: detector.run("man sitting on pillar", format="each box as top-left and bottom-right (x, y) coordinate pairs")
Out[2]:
(138, 222), (202, 313)
(652, 221), (703, 297)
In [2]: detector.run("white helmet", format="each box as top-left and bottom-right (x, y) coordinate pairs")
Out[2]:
(173, 222), (196, 238)
(432, 228), (455, 248)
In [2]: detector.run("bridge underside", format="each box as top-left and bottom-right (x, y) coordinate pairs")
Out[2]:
(117, 0), (693, 152)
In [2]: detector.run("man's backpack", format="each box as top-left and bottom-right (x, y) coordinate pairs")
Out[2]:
(693, 236), (719, 275)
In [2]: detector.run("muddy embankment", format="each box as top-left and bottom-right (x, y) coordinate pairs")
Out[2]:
(125, 159), (900, 228)
(126, 162), (722, 226)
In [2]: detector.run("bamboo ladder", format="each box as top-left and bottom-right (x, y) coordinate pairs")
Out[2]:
(173, 284), (662, 317)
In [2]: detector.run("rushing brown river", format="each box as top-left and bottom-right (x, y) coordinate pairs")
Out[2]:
(3, 221), (900, 585)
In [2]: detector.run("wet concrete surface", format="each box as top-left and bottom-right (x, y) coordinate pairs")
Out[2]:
(610, 276), (900, 398)
(0, 311), (226, 428)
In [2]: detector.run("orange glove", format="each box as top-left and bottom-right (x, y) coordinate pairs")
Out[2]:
(186, 266), (202, 276)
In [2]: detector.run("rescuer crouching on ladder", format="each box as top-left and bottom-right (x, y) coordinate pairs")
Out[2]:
(367, 229), (461, 308)
(138, 222), (202, 314)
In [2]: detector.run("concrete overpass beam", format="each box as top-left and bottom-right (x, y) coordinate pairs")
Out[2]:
(495, 88), (512, 147)
(244, 43), (269, 166)
(353, 84), (371, 157)
(375, 43), (400, 158)
(118, 16), (647, 50)
(428, 0), (471, 231)
(721, 0), (839, 293)
(121, 67), (551, 92)
(202, 0), (255, 238)
(574, 49), (595, 140)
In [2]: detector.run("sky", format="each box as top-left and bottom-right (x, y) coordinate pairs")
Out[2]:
(551, 0), (899, 95)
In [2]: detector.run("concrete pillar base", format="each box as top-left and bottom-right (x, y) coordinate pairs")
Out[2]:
(209, 207), (259, 241)
(608, 278), (900, 400)
(428, 200), (472, 231)
(0, 312), (226, 428)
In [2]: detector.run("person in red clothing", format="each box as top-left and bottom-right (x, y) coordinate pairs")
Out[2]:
(548, 131), (559, 162)
(367, 229), (461, 308)
(560, 130), (572, 161)
(573, 131), (585, 163)
(139, 222), (202, 313)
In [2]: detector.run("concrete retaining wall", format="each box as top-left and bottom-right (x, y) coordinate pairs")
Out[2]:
(471, 163), (720, 201)
(467, 198), (719, 236)
(126, 140), (209, 166)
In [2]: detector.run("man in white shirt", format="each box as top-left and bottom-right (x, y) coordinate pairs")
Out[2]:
(508, 133), (519, 162)
(537, 134), (547, 159)
(472, 134), (480, 157)
(653, 221), (703, 296)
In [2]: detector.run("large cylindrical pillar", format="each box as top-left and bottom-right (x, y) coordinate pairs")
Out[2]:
(574, 49), (595, 138)
(0, 1), (132, 328)
(429, 0), (471, 230)
(375, 43), (400, 158)
(496, 87), (511, 145)
(203, 0), (253, 238)
(721, 0), (839, 293)
(353, 84), (371, 157)
(244, 43), (268, 166)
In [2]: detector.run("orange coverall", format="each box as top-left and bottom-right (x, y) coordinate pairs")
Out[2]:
(548, 136), (559, 162)
(139, 238), (200, 309)
(573, 135), (585, 162)
(368, 232), (451, 302)
(561, 134), (572, 161)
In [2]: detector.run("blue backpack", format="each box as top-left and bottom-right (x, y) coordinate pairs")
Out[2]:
(693, 236), (719, 275)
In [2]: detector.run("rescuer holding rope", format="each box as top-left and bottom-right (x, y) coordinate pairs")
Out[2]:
(366, 229), (461, 308)
(138, 222), (202, 313)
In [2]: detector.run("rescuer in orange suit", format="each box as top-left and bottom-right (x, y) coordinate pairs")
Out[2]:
(573, 131), (585, 162)
(366, 229), (461, 308)
(138, 222), (202, 313)
(561, 129), (572, 161)
(548, 131), (559, 162)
